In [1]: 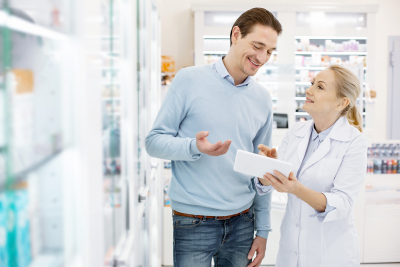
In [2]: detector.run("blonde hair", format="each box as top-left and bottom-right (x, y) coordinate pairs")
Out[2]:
(328, 65), (363, 132)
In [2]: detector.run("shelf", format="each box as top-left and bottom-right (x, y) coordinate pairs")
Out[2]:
(295, 36), (367, 40)
(0, 150), (63, 190)
(0, 11), (67, 40)
(295, 112), (310, 116)
(259, 82), (278, 85)
(203, 35), (230, 39)
(103, 97), (121, 101)
(28, 252), (63, 267)
(295, 96), (366, 101)
(204, 51), (278, 55)
(295, 82), (311, 85)
(295, 51), (367, 55)
(295, 66), (367, 71)
(295, 111), (367, 116)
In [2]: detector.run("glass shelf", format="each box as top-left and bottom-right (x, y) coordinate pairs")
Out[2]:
(295, 51), (367, 55)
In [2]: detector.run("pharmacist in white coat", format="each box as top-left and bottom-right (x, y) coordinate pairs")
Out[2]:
(255, 65), (368, 267)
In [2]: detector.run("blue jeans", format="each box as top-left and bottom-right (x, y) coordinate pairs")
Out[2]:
(173, 206), (255, 267)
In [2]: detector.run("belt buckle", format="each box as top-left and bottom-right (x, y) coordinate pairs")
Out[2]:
(215, 215), (230, 220)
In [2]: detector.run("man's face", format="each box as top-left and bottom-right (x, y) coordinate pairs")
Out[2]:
(231, 24), (278, 76)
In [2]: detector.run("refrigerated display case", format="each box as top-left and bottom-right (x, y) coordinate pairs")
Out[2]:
(0, 0), (164, 266)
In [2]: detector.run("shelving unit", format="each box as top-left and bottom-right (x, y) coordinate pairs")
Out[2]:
(193, 4), (378, 136)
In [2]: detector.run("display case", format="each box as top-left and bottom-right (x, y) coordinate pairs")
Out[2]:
(294, 36), (368, 124)
(0, 1), (74, 266)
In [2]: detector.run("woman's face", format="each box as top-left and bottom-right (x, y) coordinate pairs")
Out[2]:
(303, 69), (345, 118)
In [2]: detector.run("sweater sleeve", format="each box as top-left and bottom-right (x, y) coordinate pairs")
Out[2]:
(145, 70), (202, 161)
(252, 107), (273, 239)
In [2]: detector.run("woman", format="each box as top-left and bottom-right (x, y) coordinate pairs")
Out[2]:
(255, 65), (367, 266)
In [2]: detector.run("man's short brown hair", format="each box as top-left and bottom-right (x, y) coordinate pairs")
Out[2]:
(230, 8), (282, 46)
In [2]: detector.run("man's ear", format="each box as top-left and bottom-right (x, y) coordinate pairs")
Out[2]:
(231, 26), (241, 45)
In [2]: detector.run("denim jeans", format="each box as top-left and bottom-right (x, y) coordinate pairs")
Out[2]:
(173, 206), (255, 267)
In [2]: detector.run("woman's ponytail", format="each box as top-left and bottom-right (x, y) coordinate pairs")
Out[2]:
(345, 104), (363, 133)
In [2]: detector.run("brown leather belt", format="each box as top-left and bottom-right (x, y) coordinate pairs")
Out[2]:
(173, 208), (250, 220)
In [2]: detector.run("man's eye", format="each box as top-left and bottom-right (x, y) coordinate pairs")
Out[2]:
(254, 46), (259, 49)
(267, 52), (272, 55)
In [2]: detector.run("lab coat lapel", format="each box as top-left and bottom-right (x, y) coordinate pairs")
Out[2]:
(294, 121), (314, 172)
(298, 116), (350, 177)
(299, 135), (331, 177)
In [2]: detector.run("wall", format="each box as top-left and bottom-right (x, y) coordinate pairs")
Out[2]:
(160, 0), (400, 140)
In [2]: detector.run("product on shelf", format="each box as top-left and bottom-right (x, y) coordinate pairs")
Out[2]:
(295, 38), (367, 53)
(0, 189), (32, 267)
(161, 55), (175, 73)
(295, 55), (366, 68)
(161, 74), (175, 85)
(163, 161), (171, 207)
(367, 143), (400, 174)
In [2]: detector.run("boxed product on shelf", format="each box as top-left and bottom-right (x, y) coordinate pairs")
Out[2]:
(367, 143), (400, 174)
(295, 38), (367, 52)
(0, 189), (32, 267)
(295, 55), (366, 68)
(0, 194), (8, 266)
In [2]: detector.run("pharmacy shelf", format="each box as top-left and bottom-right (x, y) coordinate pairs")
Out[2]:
(103, 97), (121, 101)
(295, 82), (311, 85)
(295, 36), (368, 40)
(295, 96), (366, 101)
(295, 51), (367, 55)
(0, 10), (67, 40)
(295, 66), (367, 71)
(0, 150), (63, 190)
(28, 252), (63, 267)
(295, 112), (310, 116)
(203, 35), (230, 39)
(295, 111), (367, 116)
(259, 82), (278, 85)
(204, 51), (278, 55)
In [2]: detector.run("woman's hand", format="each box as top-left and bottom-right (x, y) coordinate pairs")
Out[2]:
(265, 170), (299, 194)
(258, 144), (278, 159)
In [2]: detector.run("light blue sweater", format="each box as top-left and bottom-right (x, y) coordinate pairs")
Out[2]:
(145, 64), (273, 239)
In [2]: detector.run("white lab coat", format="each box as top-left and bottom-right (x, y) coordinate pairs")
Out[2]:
(275, 116), (368, 267)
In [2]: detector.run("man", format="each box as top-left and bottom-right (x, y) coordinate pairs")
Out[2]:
(146, 8), (282, 267)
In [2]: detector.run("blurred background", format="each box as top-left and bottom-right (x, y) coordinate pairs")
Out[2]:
(0, 0), (399, 266)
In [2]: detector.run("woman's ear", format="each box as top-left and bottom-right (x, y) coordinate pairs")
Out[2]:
(231, 26), (241, 45)
(335, 97), (350, 112)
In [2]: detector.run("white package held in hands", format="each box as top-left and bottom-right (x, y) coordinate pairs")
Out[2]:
(233, 150), (293, 178)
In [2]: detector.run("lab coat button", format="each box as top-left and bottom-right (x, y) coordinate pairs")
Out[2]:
(296, 223), (299, 227)
(295, 251), (298, 255)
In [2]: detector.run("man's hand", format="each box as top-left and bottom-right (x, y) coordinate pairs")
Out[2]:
(247, 236), (267, 267)
(196, 131), (231, 156)
(257, 144), (277, 159)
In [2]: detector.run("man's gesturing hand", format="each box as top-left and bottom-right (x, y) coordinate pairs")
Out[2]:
(196, 131), (231, 156)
